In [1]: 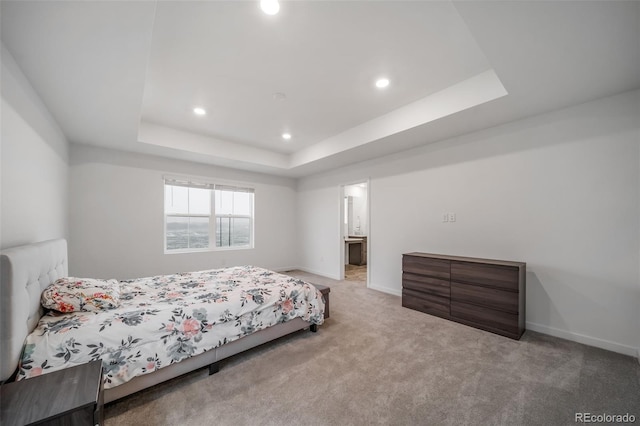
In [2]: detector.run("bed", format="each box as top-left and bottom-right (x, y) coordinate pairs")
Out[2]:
(0, 239), (328, 403)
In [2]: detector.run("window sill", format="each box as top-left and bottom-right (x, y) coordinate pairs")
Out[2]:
(164, 246), (254, 255)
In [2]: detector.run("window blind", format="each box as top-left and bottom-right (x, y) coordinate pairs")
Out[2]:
(163, 177), (254, 193)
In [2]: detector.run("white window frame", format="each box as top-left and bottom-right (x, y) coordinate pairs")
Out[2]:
(164, 177), (255, 254)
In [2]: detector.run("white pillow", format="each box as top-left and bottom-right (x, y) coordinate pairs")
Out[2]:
(41, 277), (121, 313)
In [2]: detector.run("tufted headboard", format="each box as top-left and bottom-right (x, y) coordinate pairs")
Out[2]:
(0, 238), (68, 382)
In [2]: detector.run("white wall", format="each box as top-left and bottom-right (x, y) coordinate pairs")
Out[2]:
(0, 45), (69, 249)
(298, 185), (342, 279)
(297, 90), (640, 356)
(69, 145), (298, 280)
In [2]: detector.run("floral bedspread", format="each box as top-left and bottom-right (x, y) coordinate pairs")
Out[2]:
(18, 266), (325, 388)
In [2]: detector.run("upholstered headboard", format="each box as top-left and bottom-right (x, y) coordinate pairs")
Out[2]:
(0, 238), (68, 382)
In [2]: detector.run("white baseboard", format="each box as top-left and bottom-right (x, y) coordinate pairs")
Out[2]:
(367, 283), (402, 297)
(526, 321), (638, 357)
(290, 266), (341, 281)
(271, 266), (301, 273)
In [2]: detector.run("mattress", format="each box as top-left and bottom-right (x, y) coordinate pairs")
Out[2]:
(17, 266), (325, 388)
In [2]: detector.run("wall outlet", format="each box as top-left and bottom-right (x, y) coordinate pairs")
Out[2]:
(442, 213), (449, 222)
(448, 213), (456, 222)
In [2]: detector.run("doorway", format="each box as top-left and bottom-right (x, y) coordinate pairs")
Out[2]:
(341, 181), (369, 286)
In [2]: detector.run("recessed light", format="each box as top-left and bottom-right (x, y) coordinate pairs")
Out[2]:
(260, 0), (280, 15)
(193, 107), (206, 116)
(375, 78), (390, 89)
(282, 133), (292, 140)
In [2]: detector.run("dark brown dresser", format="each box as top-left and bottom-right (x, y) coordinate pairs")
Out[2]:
(402, 252), (526, 339)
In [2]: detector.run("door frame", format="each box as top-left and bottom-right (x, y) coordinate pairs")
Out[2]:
(339, 179), (370, 286)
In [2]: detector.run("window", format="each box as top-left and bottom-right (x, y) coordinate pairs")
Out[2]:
(164, 178), (254, 252)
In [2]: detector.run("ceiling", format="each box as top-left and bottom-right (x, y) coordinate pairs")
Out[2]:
(1, 1), (639, 177)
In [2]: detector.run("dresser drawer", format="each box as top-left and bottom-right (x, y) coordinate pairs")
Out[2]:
(403, 272), (450, 298)
(451, 281), (518, 314)
(450, 301), (519, 336)
(402, 288), (449, 317)
(403, 256), (450, 279)
(451, 261), (519, 291)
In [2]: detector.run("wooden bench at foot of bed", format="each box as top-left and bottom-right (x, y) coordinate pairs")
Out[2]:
(310, 284), (330, 332)
(315, 284), (331, 319)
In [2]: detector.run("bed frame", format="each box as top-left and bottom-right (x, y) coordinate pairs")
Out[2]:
(0, 239), (326, 403)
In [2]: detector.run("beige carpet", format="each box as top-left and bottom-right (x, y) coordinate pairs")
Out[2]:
(105, 271), (640, 425)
